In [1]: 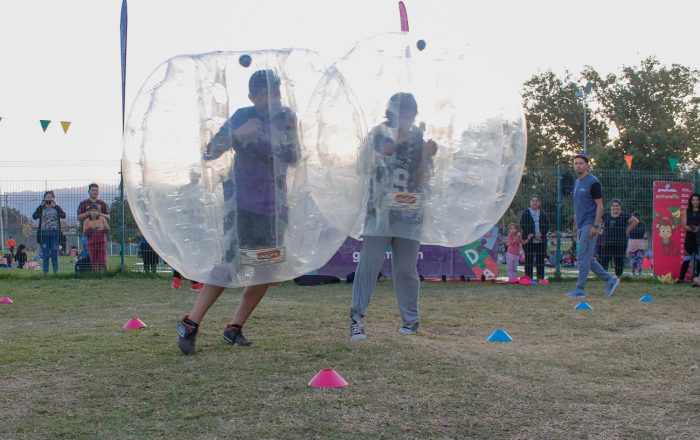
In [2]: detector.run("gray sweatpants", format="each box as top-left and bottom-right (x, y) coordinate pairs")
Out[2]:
(576, 224), (612, 292)
(350, 236), (421, 326)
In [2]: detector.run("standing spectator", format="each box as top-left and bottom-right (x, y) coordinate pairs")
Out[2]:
(519, 195), (550, 280)
(137, 230), (160, 274)
(565, 152), (620, 299)
(77, 184), (110, 242)
(32, 191), (66, 274)
(83, 204), (109, 271)
(626, 210), (646, 275)
(171, 270), (203, 291)
(349, 92), (437, 340)
(600, 199), (639, 277)
(678, 193), (700, 283)
(505, 223), (531, 279)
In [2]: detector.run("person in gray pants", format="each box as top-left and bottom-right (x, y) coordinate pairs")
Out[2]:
(566, 152), (620, 299)
(350, 92), (437, 340)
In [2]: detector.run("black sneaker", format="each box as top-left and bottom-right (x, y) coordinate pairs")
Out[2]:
(223, 324), (252, 346)
(177, 315), (199, 355)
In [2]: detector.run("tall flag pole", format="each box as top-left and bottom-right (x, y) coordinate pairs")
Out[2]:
(119, 0), (128, 272)
(120, 0), (128, 132)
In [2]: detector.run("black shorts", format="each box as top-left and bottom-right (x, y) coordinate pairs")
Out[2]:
(237, 210), (286, 249)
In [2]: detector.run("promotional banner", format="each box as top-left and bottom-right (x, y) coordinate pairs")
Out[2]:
(316, 227), (500, 280)
(652, 181), (692, 282)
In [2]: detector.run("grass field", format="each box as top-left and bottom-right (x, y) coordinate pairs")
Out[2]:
(1, 275), (698, 439)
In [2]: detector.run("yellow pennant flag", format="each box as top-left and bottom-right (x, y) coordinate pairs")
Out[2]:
(60, 121), (71, 134)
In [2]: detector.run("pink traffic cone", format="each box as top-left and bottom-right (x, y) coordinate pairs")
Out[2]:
(518, 276), (532, 285)
(0, 297), (13, 304)
(123, 318), (147, 329)
(308, 369), (348, 388)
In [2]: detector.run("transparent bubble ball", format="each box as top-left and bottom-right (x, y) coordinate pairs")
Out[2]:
(326, 32), (526, 246)
(123, 49), (363, 287)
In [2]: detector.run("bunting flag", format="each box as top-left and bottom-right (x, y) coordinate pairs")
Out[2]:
(624, 155), (633, 170)
(40, 120), (51, 132)
(60, 121), (71, 134)
(399, 1), (409, 32)
(668, 157), (679, 171)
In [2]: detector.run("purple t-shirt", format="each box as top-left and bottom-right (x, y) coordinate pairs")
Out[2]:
(206, 106), (299, 215)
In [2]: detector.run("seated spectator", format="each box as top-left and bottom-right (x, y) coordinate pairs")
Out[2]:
(15, 244), (28, 269)
(6, 235), (17, 256)
(562, 247), (576, 267)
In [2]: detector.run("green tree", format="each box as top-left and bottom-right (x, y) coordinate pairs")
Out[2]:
(108, 197), (138, 245)
(583, 57), (700, 170)
(1, 207), (32, 228)
(521, 70), (610, 167)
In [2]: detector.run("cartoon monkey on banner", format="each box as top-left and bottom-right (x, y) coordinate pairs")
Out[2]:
(656, 217), (677, 256)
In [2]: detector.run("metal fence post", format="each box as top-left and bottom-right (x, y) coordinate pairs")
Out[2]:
(119, 164), (125, 273)
(555, 164), (562, 278)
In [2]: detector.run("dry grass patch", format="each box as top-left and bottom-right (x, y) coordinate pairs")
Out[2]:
(0, 276), (698, 439)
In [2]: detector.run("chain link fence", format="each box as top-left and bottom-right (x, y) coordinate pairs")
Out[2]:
(1, 161), (698, 278)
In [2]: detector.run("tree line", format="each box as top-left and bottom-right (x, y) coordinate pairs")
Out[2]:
(522, 56), (700, 171)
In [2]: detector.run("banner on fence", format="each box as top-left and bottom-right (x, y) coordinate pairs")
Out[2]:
(652, 181), (692, 282)
(315, 227), (500, 280)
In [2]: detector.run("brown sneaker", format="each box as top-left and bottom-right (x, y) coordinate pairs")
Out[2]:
(177, 315), (199, 355)
(223, 324), (252, 346)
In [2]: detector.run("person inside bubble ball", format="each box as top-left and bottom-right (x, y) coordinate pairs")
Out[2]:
(177, 69), (300, 355)
(349, 92), (438, 340)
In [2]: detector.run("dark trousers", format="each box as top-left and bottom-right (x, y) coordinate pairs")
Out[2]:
(601, 242), (626, 277)
(523, 241), (546, 279)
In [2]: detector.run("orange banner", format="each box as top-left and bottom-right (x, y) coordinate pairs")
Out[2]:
(624, 155), (633, 170)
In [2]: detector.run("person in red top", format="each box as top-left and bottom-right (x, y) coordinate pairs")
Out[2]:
(77, 183), (110, 227)
(5, 236), (17, 266)
(5, 236), (17, 254)
(83, 204), (110, 271)
(505, 223), (532, 279)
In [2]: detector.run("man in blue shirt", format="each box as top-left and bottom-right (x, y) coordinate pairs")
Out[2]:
(566, 152), (620, 298)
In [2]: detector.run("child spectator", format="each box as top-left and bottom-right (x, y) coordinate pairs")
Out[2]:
(136, 230), (160, 275)
(505, 223), (531, 279)
(15, 244), (28, 269)
(83, 203), (109, 271)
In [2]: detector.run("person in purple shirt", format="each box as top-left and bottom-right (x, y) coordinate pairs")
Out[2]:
(177, 69), (300, 355)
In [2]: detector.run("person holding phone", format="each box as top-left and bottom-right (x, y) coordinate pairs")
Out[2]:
(32, 190), (66, 274)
